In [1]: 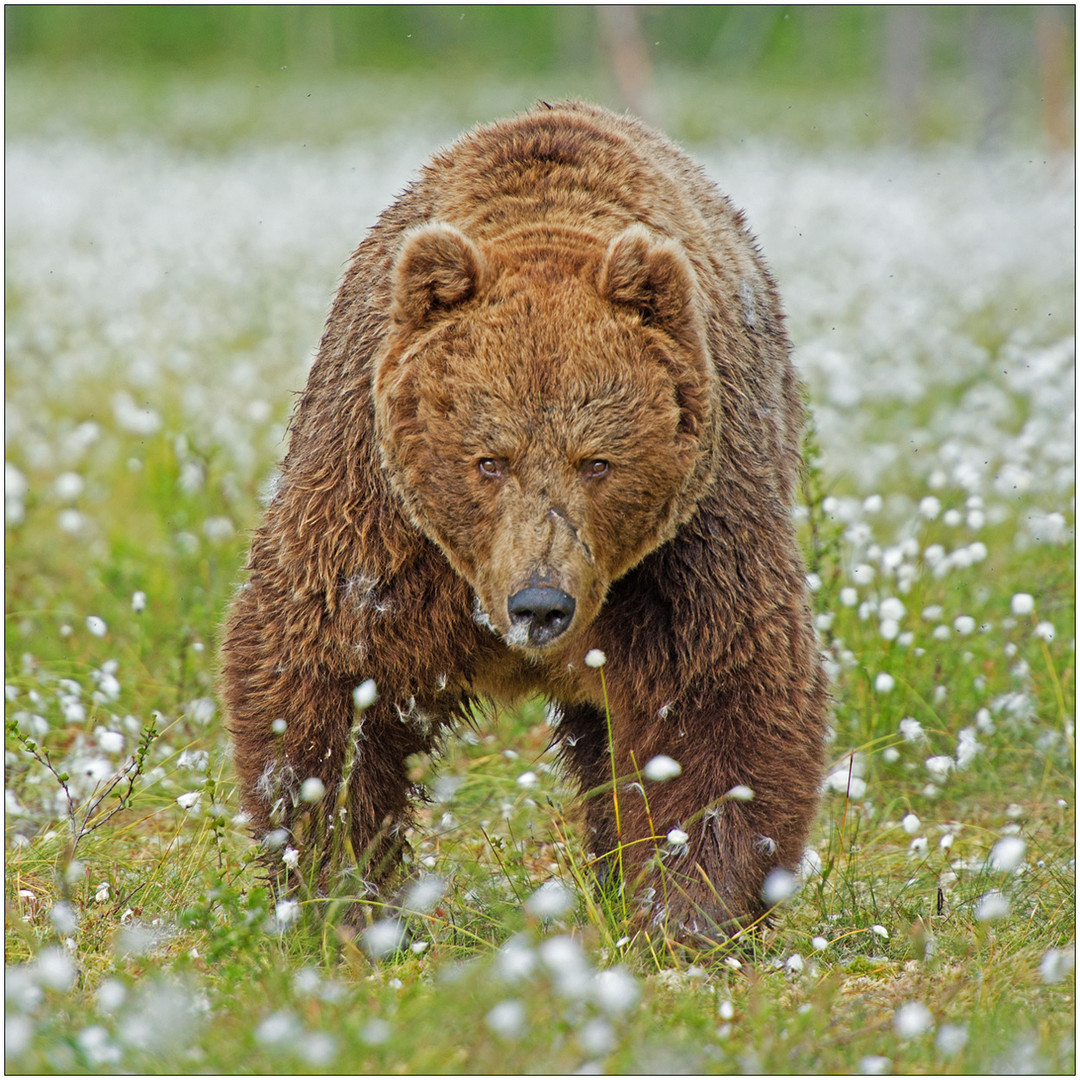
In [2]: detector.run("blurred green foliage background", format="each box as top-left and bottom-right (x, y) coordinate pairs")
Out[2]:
(5, 4), (1075, 148)
(1, 4), (1066, 84)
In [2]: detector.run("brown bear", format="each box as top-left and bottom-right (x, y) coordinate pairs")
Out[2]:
(221, 101), (829, 941)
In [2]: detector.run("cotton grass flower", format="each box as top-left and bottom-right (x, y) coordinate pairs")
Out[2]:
(495, 935), (536, 982)
(762, 867), (797, 905)
(255, 1009), (300, 1046)
(58, 509), (86, 534)
(76, 1024), (121, 1067)
(402, 875), (446, 914)
(95, 728), (124, 754)
(858, 1055), (891, 1074)
(666, 827), (689, 846)
(538, 935), (592, 1000)
(974, 890), (1011, 921)
(485, 999), (526, 1039)
(936, 1023), (969, 1056)
(945, 724), (973, 765)
(361, 918), (406, 958)
(824, 769), (867, 799)
(592, 967), (639, 1016)
(894, 1001), (934, 1039)
(299, 776), (325, 802)
(1039, 947), (1075, 984)
(899, 716), (925, 742)
(988, 835), (1026, 873)
(96, 978), (126, 1015)
(799, 848), (824, 877)
(177, 748), (209, 771)
(643, 754), (682, 781)
(879, 597), (905, 621)
(86, 615), (107, 637)
(524, 880), (575, 919)
(726, 784), (755, 802)
(176, 791), (201, 812)
(114, 977), (205, 1055)
(584, 648), (606, 668)
(874, 672), (895, 693)
(34, 947), (77, 992)
(274, 899), (300, 928)
(901, 812), (921, 834)
(352, 679), (377, 709)
(1010, 593), (1035, 615)
(359, 1018), (392, 1045)
(301, 1032), (338, 1067)
(925, 756), (954, 781)
(578, 1016), (616, 1056)
(49, 901), (77, 935)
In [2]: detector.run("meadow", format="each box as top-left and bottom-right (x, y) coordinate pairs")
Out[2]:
(5, 66), (1075, 1074)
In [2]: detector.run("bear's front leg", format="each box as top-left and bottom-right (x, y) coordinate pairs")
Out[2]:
(222, 574), (430, 896)
(555, 702), (620, 884)
(602, 674), (827, 941)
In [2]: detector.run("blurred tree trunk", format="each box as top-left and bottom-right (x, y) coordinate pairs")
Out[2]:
(883, 6), (928, 143)
(596, 5), (654, 118)
(969, 7), (1012, 149)
(1035, 6), (1074, 151)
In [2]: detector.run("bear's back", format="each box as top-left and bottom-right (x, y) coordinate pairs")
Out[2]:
(418, 103), (764, 285)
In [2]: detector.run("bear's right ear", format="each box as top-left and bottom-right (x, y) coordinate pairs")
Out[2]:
(390, 223), (487, 329)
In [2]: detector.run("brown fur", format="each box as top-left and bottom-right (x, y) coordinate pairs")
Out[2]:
(221, 101), (829, 940)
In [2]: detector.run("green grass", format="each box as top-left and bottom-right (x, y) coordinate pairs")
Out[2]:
(5, 380), (1073, 1074)
(5, 71), (1074, 1074)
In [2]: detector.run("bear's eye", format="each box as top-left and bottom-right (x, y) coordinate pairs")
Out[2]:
(582, 459), (610, 480)
(478, 458), (506, 480)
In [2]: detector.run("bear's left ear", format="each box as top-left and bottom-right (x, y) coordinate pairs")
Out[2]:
(598, 226), (712, 436)
(597, 225), (705, 355)
(391, 222), (488, 328)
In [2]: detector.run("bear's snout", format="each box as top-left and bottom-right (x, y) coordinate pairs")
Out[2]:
(506, 582), (576, 648)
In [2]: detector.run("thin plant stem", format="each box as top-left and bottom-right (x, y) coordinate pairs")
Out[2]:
(828, 751), (856, 921)
(598, 664), (627, 925)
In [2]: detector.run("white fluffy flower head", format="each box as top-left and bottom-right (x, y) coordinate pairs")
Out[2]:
(353, 679), (378, 710)
(643, 755), (682, 782)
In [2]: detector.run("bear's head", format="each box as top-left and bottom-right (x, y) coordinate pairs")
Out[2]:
(373, 221), (718, 654)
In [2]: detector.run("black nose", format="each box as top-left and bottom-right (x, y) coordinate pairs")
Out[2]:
(507, 585), (576, 647)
